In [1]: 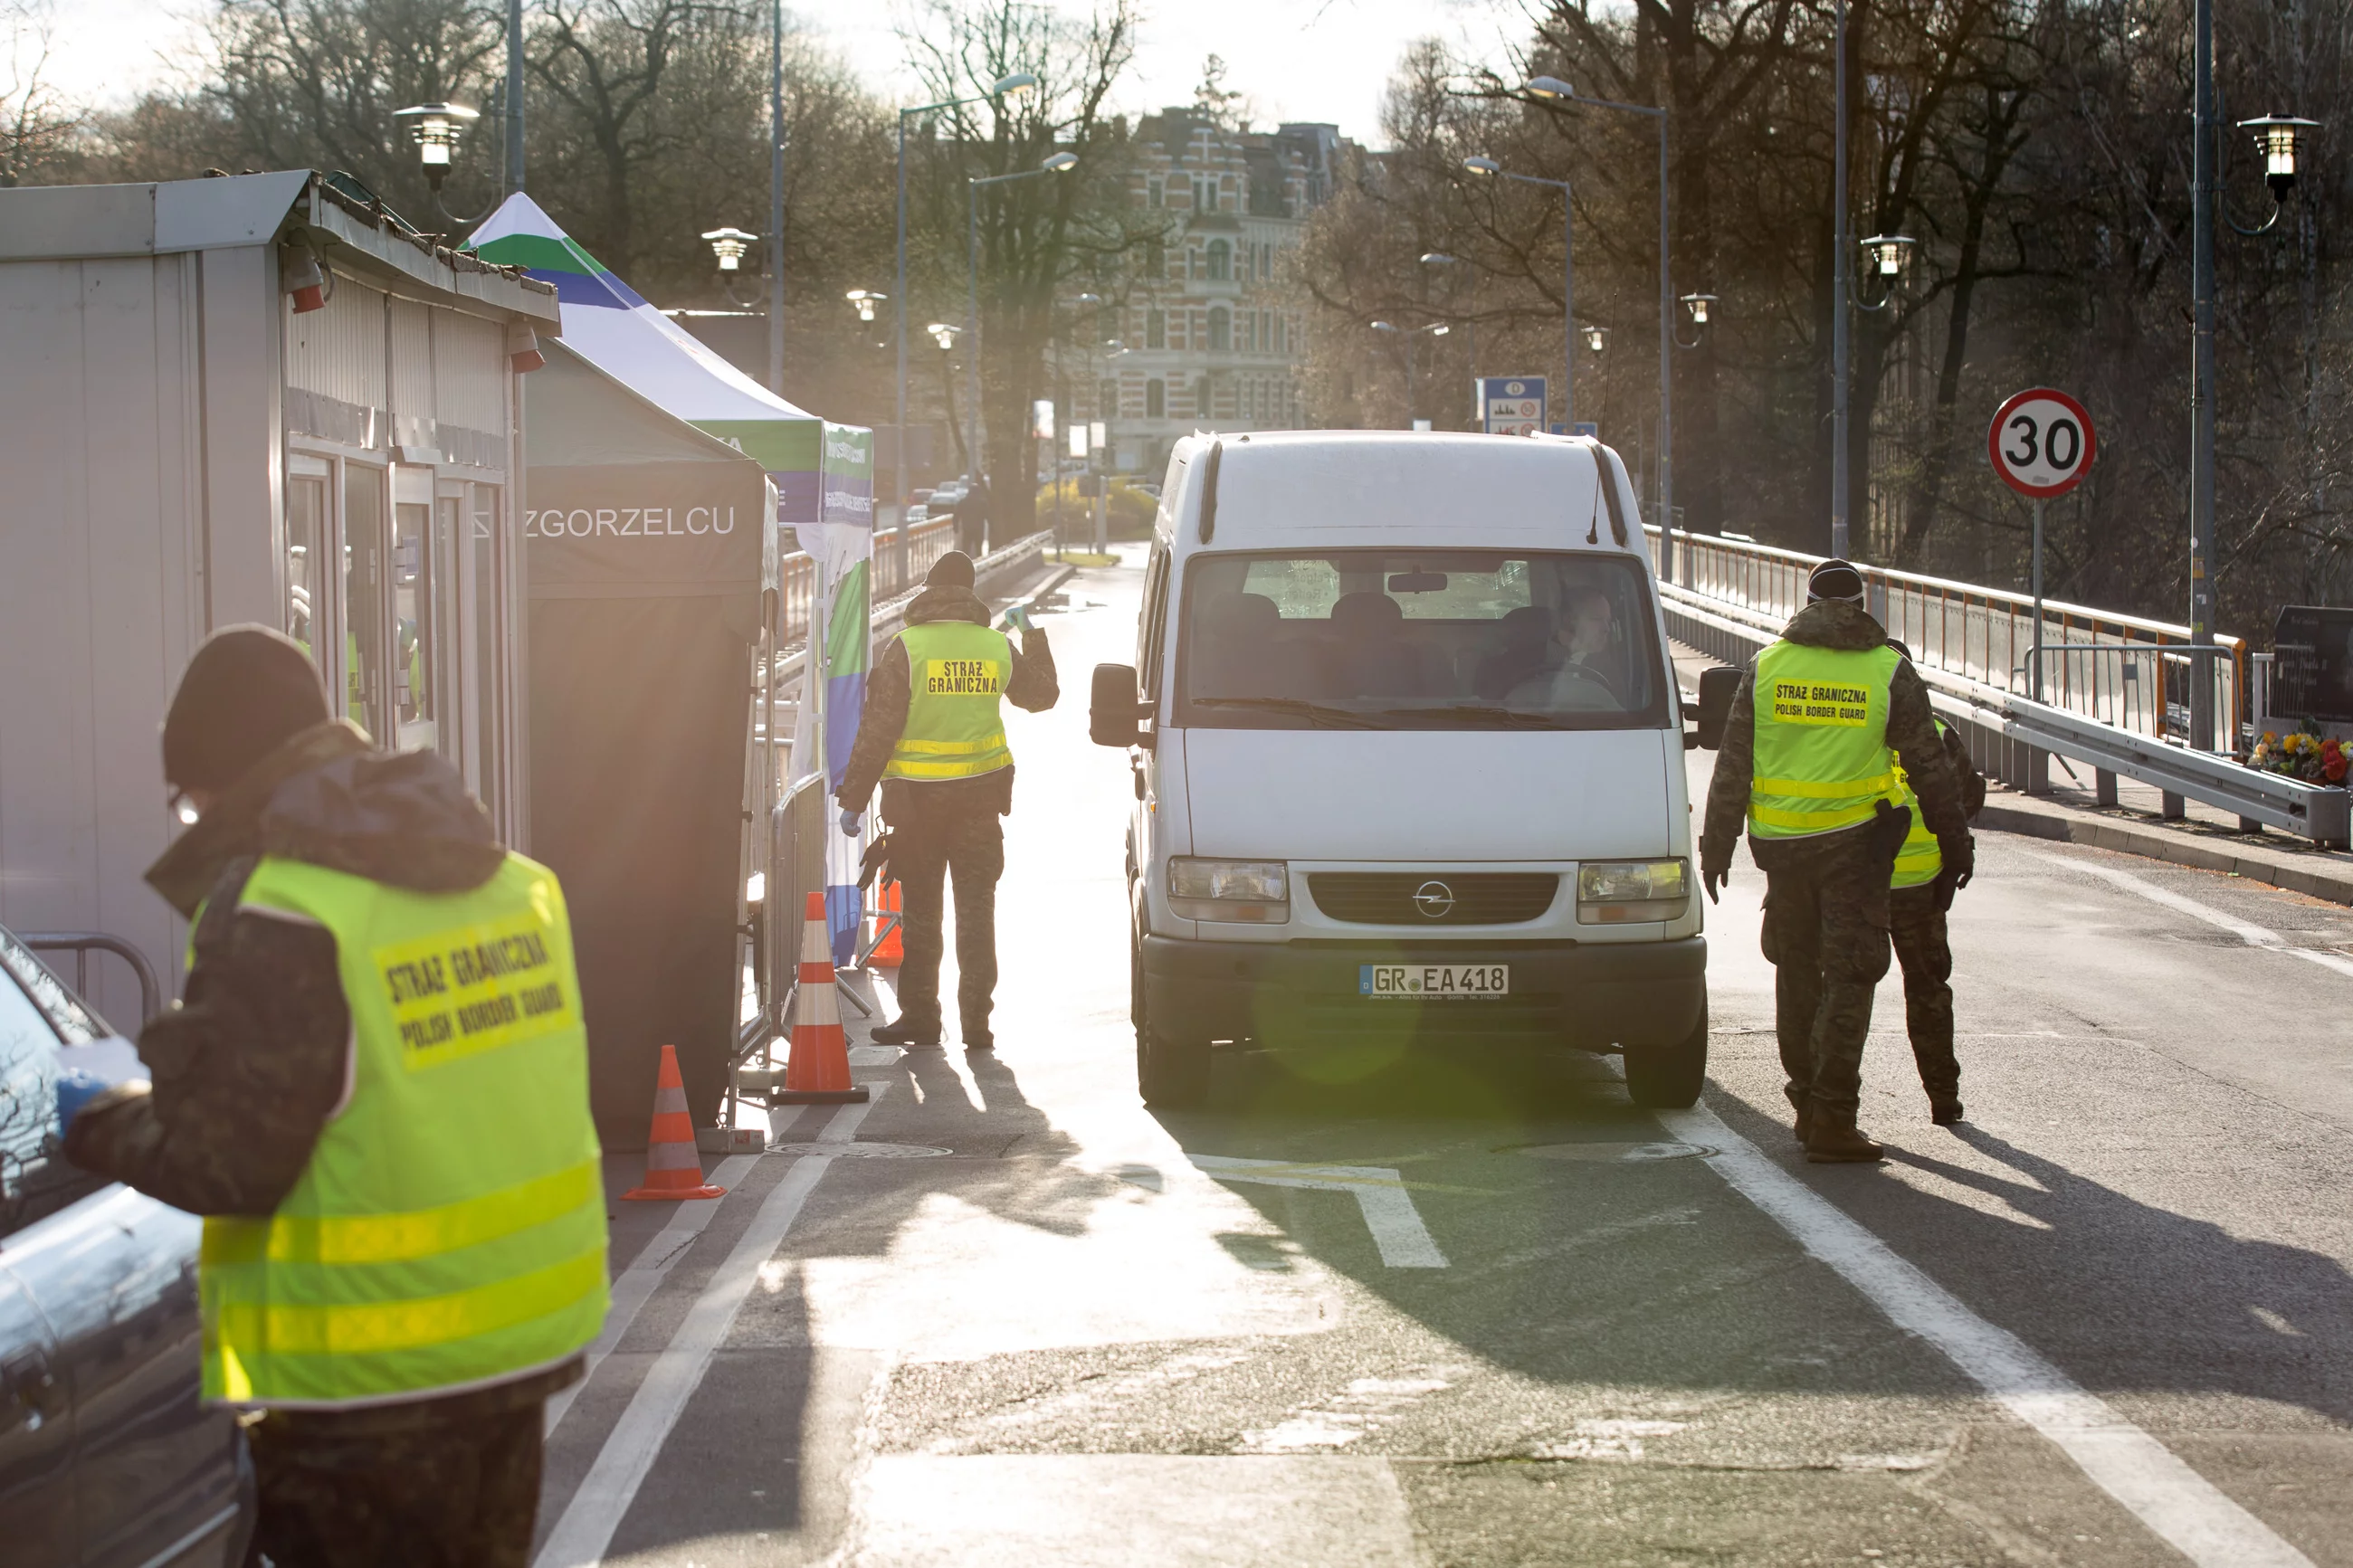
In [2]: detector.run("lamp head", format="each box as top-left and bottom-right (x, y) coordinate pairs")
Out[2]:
(928, 322), (960, 349)
(1419, 252), (1461, 266)
(1042, 151), (1079, 173)
(1462, 156), (1501, 176)
(992, 71), (1040, 100)
(2240, 113), (2320, 199)
(393, 102), (480, 189)
(1584, 325), (1608, 353)
(1524, 75), (1575, 100)
(1680, 292), (1718, 326)
(1075, 291), (1102, 306)
(1369, 320), (1398, 334)
(1861, 233), (1915, 278)
(1428, 324), (1450, 337)
(846, 288), (886, 322)
(701, 226), (757, 272)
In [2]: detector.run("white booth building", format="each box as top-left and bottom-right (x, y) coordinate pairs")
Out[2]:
(0, 170), (560, 1022)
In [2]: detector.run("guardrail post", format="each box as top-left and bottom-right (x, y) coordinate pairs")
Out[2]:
(2160, 790), (2186, 820)
(2095, 767), (2119, 808)
(2023, 743), (2051, 796)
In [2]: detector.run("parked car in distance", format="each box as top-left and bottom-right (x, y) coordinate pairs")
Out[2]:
(0, 925), (253, 1566)
(903, 504), (929, 527)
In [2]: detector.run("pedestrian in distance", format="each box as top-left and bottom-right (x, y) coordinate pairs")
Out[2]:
(1698, 560), (1974, 1162)
(956, 474), (993, 558)
(1881, 652), (1990, 1126)
(61, 625), (606, 1568)
(836, 550), (1058, 1050)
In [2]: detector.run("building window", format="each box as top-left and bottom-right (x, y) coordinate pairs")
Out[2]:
(1195, 376), (1212, 418)
(1146, 240), (1164, 279)
(1147, 379), (1166, 418)
(1148, 178), (1162, 207)
(1147, 309), (1166, 349)
(1206, 240), (1230, 281)
(1194, 179), (1208, 211)
(1209, 308), (1230, 352)
(1100, 379), (1118, 420)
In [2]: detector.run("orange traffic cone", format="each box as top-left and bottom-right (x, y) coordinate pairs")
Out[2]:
(870, 879), (904, 966)
(622, 1043), (727, 1201)
(778, 891), (870, 1104)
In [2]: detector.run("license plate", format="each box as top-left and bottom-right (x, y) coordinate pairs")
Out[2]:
(1358, 964), (1510, 1000)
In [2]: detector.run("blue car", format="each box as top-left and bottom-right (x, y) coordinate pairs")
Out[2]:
(0, 925), (252, 1565)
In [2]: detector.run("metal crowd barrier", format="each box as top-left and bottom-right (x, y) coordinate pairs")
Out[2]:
(1650, 529), (2346, 846)
(21, 932), (162, 1026)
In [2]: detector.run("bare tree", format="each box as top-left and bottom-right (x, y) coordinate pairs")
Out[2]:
(1, 1), (80, 185)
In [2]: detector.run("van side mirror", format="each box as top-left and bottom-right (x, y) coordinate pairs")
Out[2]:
(1091, 663), (1153, 747)
(1693, 665), (1741, 751)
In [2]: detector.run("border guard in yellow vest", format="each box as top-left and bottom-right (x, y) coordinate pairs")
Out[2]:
(1882, 671), (1988, 1126)
(1699, 561), (1973, 1161)
(837, 551), (1060, 1050)
(64, 626), (606, 1566)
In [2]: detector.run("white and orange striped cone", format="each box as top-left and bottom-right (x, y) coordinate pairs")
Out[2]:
(622, 1042), (727, 1201)
(869, 879), (904, 966)
(777, 891), (870, 1104)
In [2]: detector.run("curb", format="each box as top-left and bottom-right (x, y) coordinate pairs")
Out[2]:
(1978, 801), (2353, 908)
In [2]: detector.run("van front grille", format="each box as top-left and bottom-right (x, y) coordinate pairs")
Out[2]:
(1307, 873), (1560, 926)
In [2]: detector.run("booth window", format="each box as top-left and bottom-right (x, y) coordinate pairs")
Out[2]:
(286, 474), (324, 652)
(393, 498), (436, 747)
(472, 486), (503, 824)
(343, 464), (386, 742)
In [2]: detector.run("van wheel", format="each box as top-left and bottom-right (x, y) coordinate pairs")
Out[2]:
(1138, 1028), (1212, 1108)
(1624, 1002), (1708, 1109)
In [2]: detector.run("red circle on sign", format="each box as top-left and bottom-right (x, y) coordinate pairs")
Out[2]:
(1988, 387), (2097, 499)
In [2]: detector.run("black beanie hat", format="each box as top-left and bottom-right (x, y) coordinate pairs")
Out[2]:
(163, 624), (332, 793)
(927, 550), (977, 589)
(1807, 558), (1866, 603)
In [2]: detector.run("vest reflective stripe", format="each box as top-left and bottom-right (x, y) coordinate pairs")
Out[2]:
(1890, 719), (1950, 889)
(885, 622), (1014, 782)
(201, 852), (607, 1407)
(1748, 640), (1903, 840)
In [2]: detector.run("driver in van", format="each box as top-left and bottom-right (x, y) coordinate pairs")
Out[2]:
(1549, 587), (1619, 702)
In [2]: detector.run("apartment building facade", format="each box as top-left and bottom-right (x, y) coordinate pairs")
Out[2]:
(1081, 113), (1348, 477)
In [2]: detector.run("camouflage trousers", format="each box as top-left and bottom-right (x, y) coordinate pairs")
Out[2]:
(244, 1393), (544, 1567)
(1890, 884), (1958, 1101)
(889, 804), (1005, 1043)
(1758, 828), (1894, 1118)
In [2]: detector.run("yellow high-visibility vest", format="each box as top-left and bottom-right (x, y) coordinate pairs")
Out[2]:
(1748, 640), (1903, 840)
(885, 622), (1014, 782)
(1890, 718), (1954, 888)
(198, 852), (607, 1408)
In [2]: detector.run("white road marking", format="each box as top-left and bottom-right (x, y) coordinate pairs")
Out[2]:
(2022, 846), (2353, 980)
(534, 1088), (886, 1568)
(544, 1152), (761, 1436)
(1661, 1101), (2316, 1568)
(1188, 1155), (1448, 1268)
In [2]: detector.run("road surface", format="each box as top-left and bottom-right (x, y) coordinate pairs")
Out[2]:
(535, 556), (2353, 1567)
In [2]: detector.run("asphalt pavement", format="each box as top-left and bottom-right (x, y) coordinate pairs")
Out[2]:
(535, 556), (2353, 1568)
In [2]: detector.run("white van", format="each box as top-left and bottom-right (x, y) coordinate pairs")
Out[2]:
(1090, 430), (1709, 1109)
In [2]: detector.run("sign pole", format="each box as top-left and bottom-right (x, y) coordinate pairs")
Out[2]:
(2030, 498), (2045, 704)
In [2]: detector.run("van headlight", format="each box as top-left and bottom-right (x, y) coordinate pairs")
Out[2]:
(1168, 858), (1289, 922)
(1577, 859), (1690, 924)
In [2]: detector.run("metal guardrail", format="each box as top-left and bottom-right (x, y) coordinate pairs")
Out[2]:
(1648, 527), (2246, 745)
(1652, 532), (2348, 847)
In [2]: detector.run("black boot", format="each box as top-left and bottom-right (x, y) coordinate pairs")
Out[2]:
(1805, 1107), (1885, 1164)
(1928, 1093), (1964, 1126)
(872, 1017), (939, 1048)
(1786, 1085), (1813, 1145)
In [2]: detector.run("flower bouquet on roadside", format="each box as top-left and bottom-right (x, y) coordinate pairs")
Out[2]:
(2247, 729), (2348, 784)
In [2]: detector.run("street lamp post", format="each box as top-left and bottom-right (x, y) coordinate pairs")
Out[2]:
(895, 73), (1038, 524)
(503, 0), (523, 195)
(1462, 156), (1574, 430)
(1831, 0), (1854, 560)
(1520, 76), (1679, 580)
(1419, 252), (1474, 423)
(767, 0), (785, 393)
(967, 152), (1079, 494)
(1369, 320), (1449, 426)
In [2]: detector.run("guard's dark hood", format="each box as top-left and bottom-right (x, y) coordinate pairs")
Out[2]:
(905, 583), (992, 628)
(1778, 598), (1890, 651)
(148, 720), (503, 917)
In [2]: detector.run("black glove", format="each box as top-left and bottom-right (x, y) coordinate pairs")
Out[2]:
(1870, 798), (1913, 869)
(1699, 836), (1732, 905)
(1939, 831), (1975, 889)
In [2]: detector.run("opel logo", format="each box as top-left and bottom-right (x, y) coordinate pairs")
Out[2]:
(1413, 880), (1456, 919)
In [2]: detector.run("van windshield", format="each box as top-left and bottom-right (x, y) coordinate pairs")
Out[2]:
(1176, 550), (1668, 730)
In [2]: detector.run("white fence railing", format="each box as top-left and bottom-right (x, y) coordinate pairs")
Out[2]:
(1649, 527), (2245, 746)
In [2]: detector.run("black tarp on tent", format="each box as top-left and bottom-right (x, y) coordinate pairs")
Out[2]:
(526, 338), (774, 1148)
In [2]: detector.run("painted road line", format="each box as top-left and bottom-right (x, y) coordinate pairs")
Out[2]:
(1661, 1101), (2316, 1568)
(2024, 846), (2353, 981)
(545, 1152), (762, 1437)
(533, 1087), (887, 1568)
(1189, 1155), (1448, 1268)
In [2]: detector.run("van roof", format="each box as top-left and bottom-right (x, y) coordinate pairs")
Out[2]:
(1163, 430), (1643, 556)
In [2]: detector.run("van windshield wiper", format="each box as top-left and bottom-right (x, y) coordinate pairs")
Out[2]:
(1191, 697), (1386, 729)
(1373, 705), (1575, 729)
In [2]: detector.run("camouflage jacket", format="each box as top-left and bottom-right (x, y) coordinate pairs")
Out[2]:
(1700, 600), (1970, 870)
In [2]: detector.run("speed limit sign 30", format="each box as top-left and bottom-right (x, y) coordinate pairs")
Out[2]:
(1989, 387), (2096, 498)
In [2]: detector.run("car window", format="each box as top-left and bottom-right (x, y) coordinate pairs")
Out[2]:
(0, 927), (104, 1045)
(1176, 549), (1667, 730)
(0, 965), (111, 1235)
